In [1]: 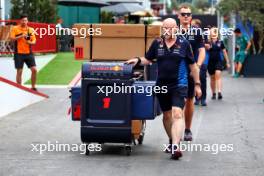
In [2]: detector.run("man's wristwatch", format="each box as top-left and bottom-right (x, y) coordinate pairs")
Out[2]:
(197, 64), (201, 69)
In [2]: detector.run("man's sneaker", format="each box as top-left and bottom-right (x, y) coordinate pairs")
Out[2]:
(212, 93), (216, 100)
(201, 100), (207, 106)
(218, 92), (223, 100)
(194, 99), (200, 105)
(165, 139), (172, 153)
(171, 151), (182, 160)
(184, 129), (193, 141)
(170, 144), (182, 160)
(31, 88), (38, 92)
(233, 73), (240, 78)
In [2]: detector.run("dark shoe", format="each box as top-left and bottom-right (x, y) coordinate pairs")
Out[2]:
(171, 151), (183, 160)
(184, 129), (193, 141)
(218, 92), (223, 100)
(233, 73), (240, 78)
(194, 99), (200, 105)
(31, 88), (38, 92)
(201, 100), (207, 106)
(212, 93), (216, 100)
(165, 139), (172, 153)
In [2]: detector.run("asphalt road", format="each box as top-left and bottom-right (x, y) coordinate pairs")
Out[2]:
(1, 74), (264, 176)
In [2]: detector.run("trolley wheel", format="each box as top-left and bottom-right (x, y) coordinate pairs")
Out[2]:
(85, 144), (90, 155)
(138, 134), (144, 145)
(125, 146), (132, 156)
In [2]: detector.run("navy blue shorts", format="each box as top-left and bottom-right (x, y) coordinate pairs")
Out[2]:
(14, 53), (36, 69)
(156, 86), (187, 112)
(208, 60), (224, 75)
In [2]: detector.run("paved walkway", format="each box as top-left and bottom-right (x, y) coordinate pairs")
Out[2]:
(0, 74), (263, 176)
(0, 54), (56, 83)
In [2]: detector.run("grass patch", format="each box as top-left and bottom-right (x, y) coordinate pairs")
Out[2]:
(26, 52), (83, 85)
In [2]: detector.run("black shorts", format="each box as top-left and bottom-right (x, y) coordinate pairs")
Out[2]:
(208, 60), (224, 75)
(187, 76), (195, 99)
(14, 54), (36, 69)
(156, 86), (187, 112)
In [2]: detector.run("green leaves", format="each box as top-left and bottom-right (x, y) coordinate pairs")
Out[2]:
(11, 0), (58, 23)
(217, 0), (264, 53)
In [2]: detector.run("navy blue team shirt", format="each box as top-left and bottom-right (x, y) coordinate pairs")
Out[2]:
(183, 26), (205, 61)
(208, 40), (225, 61)
(145, 36), (195, 87)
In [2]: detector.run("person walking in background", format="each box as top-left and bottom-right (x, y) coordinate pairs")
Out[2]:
(10, 15), (37, 91)
(192, 19), (208, 106)
(233, 28), (251, 78)
(207, 27), (230, 100)
(56, 17), (64, 31)
(178, 5), (206, 141)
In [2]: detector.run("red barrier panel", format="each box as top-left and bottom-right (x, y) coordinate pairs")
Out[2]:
(0, 20), (57, 54)
(29, 22), (57, 53)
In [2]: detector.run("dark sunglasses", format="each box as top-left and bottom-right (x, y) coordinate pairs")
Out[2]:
(181, 13), (192, 17)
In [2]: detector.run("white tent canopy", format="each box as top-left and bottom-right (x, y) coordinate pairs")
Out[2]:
(102, 3), (145, 15)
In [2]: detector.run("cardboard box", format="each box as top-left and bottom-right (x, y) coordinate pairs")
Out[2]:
(146, 25), (161, 51)
(147, 25), (161, 38)
(132, 120), (143, 139)
(92, 24), (146, 61)
(74, 37), (90, 60)
(72, 24), (92, 38)
(73, 24), (162, 60)
(93, 24), (145, 38)
(92, 38), (145, 60)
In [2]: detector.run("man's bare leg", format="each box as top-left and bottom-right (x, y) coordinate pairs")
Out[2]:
(184, 98), (194, 141)
(237, 62), (243, 74)
(163, 110), (172, 139)
(234, 62), (238, 73)
(171, 107), (185, 159)
(30, 66), (37, 89)
(16, 69), (23, 85)
(185, 98), (194, 129)
(171, 107), (184, 145)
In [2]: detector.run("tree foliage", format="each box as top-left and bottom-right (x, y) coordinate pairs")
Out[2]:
(101, 11), (114, 24)
(217, 0), (264, 53)
(11, 0), (58, 23)
(194, 0), (210, 11)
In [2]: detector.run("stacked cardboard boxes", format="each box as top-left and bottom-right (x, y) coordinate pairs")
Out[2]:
(73, 24), (161, 61)
(146, 25), (162, 51)
(92, 24), (145, 60)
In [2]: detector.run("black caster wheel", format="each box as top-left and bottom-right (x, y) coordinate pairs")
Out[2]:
(125, 146), (132, 156)
(138, 134), (144, 145)
(85, 144), (90, 155)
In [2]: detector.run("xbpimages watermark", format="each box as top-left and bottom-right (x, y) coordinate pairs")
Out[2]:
(162, 25), (234, 38)
(163, 142), (234, 155)
(30, 141), (102, 155)
(32, 26), (102, 39)
(97, 83), (168, 96)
